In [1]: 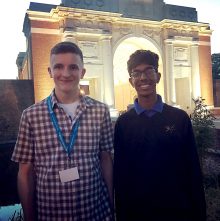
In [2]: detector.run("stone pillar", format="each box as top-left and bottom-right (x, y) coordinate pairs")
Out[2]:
(101, 36), (115, 108)
(191, 43), (201, 99)
(101, 36), (118, 117)
(165, 40), (176, 105)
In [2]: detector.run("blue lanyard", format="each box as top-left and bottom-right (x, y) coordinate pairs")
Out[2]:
(46, 96), (80, 157)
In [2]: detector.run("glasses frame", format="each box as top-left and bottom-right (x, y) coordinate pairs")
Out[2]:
(130, 67), (157, 79)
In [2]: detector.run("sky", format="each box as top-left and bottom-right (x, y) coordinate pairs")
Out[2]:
(0, 0), (219, 79)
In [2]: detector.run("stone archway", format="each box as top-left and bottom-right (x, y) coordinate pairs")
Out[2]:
(113, 37), (164, 112)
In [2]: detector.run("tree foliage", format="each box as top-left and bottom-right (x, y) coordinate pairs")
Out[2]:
(190, 97), (216, 156)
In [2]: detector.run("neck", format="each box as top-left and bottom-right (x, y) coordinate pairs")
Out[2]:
(138, 94), (157, 109)
(55, 89), (80, 104)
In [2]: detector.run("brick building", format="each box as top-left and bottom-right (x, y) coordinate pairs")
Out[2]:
(18, 0), (214, 114)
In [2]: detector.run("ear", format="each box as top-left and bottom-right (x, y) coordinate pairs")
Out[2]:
(80, 68), (86, 79)
(129, 77), (134, 87)
(48, 67), (53, 78)
(156, 72), (161, 83)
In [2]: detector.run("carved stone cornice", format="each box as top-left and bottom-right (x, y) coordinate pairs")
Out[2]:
(161, 19), (212, 36)
(53, 6), (122, 21)
(61, 17), (113, 34)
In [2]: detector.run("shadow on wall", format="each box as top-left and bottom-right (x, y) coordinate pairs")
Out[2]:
(0, 80), (34, 143)
(0, 80), (34, 206)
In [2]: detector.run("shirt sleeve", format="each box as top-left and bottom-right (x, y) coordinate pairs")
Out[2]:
(99, 106), (114, 153)
(11, 110), (34, 163)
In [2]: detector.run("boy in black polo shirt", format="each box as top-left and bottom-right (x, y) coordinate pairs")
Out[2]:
(114, 50), (206, 221)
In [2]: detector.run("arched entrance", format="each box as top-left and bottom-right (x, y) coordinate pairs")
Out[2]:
(113, 37), (164, 112)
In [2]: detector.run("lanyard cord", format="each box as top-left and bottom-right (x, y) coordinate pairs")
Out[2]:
(47, 96), (80, 157)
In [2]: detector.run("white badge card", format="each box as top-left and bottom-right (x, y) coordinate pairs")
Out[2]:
(59, 167), (80, 183)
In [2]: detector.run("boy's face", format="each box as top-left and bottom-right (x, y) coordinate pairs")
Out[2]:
(48, 52), (86, 95)
(129, 63), (160, 98)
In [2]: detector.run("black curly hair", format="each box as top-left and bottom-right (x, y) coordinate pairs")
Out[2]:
(127, 50), (159, 76)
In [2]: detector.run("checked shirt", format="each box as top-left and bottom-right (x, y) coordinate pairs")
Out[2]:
(12, 91), (114, 221)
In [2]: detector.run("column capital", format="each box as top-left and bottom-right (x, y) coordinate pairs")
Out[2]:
(164, 39), (174, 44)
(100, 34), (112, 41)
(63, 29), (77, 37)
(191, 43), (199, 47)
(62, 29), (77, 42)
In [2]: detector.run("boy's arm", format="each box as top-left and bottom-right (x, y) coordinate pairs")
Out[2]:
(100, 151), (114, 207)
(18, 162), (36, 221)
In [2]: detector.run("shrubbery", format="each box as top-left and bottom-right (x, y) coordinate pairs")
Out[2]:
(191, 97), (220, 221)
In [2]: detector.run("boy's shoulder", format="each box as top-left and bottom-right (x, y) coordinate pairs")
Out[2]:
(83, 96), (108, 110)
(23, 99), (47, 114)
(163, 103), (189, 117)
(162, 103), (191, 125)
(117, 108), (137, 122)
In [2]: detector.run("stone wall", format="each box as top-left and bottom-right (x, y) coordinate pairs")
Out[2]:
(213, 79), (220, 107)
(0, 80), (34, 205)
(0, 80), (34, 143)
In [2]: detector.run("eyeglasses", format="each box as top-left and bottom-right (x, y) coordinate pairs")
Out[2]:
(130, 67), (156, 79)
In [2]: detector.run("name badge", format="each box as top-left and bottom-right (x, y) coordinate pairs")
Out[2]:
(59, 167), (80, 183)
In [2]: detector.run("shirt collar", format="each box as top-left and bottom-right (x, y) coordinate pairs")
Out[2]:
(134, 95), (164, 115)
(49, 90), (95, 109)
(50, 90), (58, 108)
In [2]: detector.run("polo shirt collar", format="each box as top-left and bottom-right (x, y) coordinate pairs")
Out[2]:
(134, 94), (164, 115)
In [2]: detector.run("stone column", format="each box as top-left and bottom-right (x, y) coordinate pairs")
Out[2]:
(101, 36), (115, 107)
(101, 35), (118, 117)
(191, 43), (201, 99)
(165, 40), (176, 105)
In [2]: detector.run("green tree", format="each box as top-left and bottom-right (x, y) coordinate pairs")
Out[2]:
(190, 97), (216, 160)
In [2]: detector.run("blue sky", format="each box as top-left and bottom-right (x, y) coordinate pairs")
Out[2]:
(0, 0), (219, 79)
